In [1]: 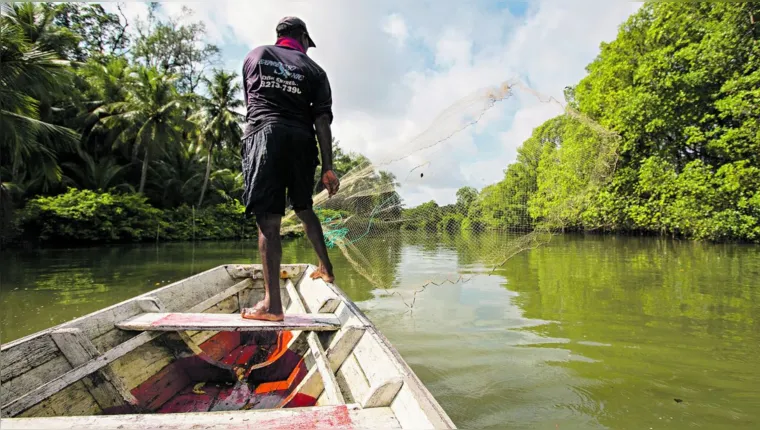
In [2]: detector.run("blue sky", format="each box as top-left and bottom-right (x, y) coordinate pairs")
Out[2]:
(114, 0), (642, 206)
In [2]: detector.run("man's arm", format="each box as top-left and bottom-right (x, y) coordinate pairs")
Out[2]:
(311, 68), (338, 196)
(315, 114), (332, 173)
(315, 113), (339, 196)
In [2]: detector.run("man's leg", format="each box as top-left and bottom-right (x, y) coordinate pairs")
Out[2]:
(241, 213), (284, 321)
(295, 208), (335, 283)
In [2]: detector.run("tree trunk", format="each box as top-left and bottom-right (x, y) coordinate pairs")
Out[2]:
(198, 145), (213, 208)
(139, 147), (150, 194)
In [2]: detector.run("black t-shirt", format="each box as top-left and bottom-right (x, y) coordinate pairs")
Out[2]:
(242, 44), (333, 137)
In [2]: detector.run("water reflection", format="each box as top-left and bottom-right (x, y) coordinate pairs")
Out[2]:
(1, 235), (759, 429)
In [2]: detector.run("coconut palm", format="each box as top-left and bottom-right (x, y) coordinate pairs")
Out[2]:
(62, 152), (132, 192)
(149, 142), (205, 208)
(96, 66), (191, 194)
(0, 6), (78, 192)
(192, 69), (244, 207)
(210, 168), (245, 203)
(2, 3), (78, 58)
(75, 57), (131, 159)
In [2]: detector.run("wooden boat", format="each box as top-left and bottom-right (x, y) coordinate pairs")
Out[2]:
(0, 264), (455, 429)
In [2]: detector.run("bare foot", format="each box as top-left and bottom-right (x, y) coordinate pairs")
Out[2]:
(310, 265), (335, 283)
(241, 306), (284, 322)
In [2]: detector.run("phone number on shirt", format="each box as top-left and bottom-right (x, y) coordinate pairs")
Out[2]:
(262, 80), (302, 94)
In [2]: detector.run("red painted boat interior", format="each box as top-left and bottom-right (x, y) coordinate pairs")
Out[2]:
(117, 330), (318, 415)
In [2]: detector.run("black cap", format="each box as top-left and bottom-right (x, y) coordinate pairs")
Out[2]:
(276, 16), (316, 48)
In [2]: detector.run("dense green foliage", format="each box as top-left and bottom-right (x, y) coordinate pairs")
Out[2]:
(566, 2), (760, 241)
(414, 2), (759, 242)
(0, 2), (247, 246)
(12, 189), (252, 245)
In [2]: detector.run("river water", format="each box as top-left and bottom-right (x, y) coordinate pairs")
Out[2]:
(1, 235), (759, 429)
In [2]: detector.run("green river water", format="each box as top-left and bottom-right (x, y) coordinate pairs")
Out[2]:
(1, 234), (759, 429)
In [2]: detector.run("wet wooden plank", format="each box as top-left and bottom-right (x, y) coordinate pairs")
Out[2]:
(3, 404), (401, 429)
(116, 313), (341, 332)
(50, 329), (137, 411)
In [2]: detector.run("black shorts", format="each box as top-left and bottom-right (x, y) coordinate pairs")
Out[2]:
(241, 124), (318, 216)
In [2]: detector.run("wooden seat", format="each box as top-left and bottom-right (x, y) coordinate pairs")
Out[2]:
(116, 313), (341, 332)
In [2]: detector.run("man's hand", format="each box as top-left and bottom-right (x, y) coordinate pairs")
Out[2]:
(322, 170), (340, 197)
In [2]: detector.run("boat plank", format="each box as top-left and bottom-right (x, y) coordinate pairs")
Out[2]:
(316, 390), (328, 406)
(322, 279), (456, 429)
(352, 406), (402, 429)
(91, 329), (136, 353)
(225, 264), (304, 280)
(307, 332), (345, 405)
(326, 326), (365, 370)
(186, 278), (252, 315)
(58, 266), (235, 342)
(50, 329), (137, 411)
(391, 384), (436, 429)
(291, 325), (364, 402)
(116, 312), (341, 332)
(285, 280), (307, 314)
(362, 378), (404, 409)
(3, 404), (401, 429)
(17, 381), (100, 419)
(108, 340), (174, 390)
(0, 356), (71, 405)
(335, 353), (369, 405)
(1, 335), (60, 383)
(1, 331), (160, 418)
(283, 280), (307, 341)
(298, 267), (340, 313)
(152, 273), (237, 313)
(59, 302), (143, 348)
(185, 294), (240, 339)
(352, 331), (404, 407)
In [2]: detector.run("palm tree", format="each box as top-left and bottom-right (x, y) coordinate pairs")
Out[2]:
(149, 141), (205, 208)
(62, 152), (132, 192)
(210, 168), (245, 203)
(2, 3), (78, 59)
(0, 5), (78, 192)
(96, 66), (191, 194)
(192, 70), (243, 207)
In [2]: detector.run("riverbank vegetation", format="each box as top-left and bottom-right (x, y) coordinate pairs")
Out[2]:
(404, 2), (760, 242)
(2, 2), (758, 248)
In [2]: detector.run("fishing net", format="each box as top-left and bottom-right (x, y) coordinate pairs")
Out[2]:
(282, 79), (621, 303)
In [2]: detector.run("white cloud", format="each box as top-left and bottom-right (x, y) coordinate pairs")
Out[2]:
(383, 13), (408, 46)
(107, 0), (643, 207)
